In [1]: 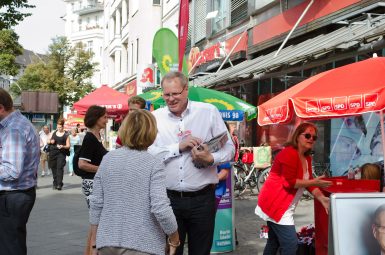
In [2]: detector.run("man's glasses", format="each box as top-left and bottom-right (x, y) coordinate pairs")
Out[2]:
(301, 133), (318, 141)
(375, 224), (385, 233)
(162, 86), (186, 99)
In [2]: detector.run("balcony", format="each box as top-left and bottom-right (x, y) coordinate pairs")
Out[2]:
(74, 3), (103, 15)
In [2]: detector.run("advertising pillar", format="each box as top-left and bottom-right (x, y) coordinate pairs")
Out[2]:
(211, 171), (235, 253)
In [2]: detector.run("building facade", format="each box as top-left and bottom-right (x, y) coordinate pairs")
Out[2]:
(63, 0), (104, 87)
(103, 0), (162, 94)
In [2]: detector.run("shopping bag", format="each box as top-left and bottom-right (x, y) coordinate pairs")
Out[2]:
(253, 146), (272, 168)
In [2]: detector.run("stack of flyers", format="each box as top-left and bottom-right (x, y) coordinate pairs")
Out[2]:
(194, 131), (228, 168)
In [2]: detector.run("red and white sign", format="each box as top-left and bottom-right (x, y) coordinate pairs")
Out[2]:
(137, 64), (155, 88)
(187, 32), (248, 71)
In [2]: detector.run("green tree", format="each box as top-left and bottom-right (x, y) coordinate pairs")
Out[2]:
(0, 29), (23, 75)
(0, 0), (35, 30)
(11, 36), (97, 110)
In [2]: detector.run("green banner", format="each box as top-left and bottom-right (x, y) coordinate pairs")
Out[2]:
(152, 28), (188, 76)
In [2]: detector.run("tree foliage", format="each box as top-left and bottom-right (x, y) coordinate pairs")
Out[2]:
(0, 0), (35, 30)
(0, 29), (23, 75)
(10, 36), (97, 110)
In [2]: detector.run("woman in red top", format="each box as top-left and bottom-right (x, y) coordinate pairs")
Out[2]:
(255, 122), (331, 255)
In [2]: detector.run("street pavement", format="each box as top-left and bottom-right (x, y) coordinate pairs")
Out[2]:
(27, 170), (314, 255)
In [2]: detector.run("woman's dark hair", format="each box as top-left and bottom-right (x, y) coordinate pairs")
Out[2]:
(57, 118), (65, 126)
(286, 122), (318, 156)
(84, 105), (106, 128)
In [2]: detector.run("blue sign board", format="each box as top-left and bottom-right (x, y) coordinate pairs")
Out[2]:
(219, 110), (244, 121)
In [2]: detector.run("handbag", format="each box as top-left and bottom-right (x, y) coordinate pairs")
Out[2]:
(43, 144), (50, 153)
(72, 145), (88, 177)
(253, 146), (272, 168)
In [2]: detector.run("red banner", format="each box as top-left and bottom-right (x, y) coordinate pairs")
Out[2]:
(178, 0), (189, 71)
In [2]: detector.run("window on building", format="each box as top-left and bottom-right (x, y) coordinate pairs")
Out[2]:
(71, 3), (75, 11)
(86, 41), (93, 53)
(211, 0), (228, 34)
(78, 19), (82, 31)
(153, 0), (160, 5)
(95, 15), (99, 27)
(86, 17), (91, 29)
(231, 0), (248, 25)
(131, 42), (134, 75)
(194, 0), (207, 43)
(187, 0), (193, 48)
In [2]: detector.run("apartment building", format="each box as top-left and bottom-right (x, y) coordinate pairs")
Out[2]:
(103, 0), (163, 95)
(63, 0), (104, 87)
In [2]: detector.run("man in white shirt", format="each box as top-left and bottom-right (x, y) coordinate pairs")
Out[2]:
(39, 125), (51, 176)
(149, 71), (234, 255)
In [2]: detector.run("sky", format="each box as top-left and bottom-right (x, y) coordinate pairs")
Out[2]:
(14, 0), (66, 54)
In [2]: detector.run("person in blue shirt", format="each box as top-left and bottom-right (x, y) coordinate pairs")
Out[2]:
(0, 88), (40, 255)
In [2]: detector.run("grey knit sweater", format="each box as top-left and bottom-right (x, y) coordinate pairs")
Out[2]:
(89, 147), (178, 255)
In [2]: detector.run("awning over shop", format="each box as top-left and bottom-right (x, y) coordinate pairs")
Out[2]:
(192, 16), (385, 88)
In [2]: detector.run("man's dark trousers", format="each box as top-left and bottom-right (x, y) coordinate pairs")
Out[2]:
(167, 187), (216, 255)
(0, 188), (36, 255)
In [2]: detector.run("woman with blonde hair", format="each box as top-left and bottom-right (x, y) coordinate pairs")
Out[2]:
(90, 109), (179, 255)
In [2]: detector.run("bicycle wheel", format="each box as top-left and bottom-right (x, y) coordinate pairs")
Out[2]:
(257, 167), (271, 192)
(233, 164), (247, 195)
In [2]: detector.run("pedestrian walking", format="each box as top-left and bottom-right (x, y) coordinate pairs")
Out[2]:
(149, 71), (235, 255)
(90, 109), (179, 255)
(39, 125), (51, 176)
(48, 119), (70, 190)
(69, 127), (81, 176)
(0, 88), (40, 255)
(77, 105), (108, 255)
(255, 122), (332, 255)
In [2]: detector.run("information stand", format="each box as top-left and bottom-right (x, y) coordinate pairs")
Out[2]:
(314, 177), (380, 255)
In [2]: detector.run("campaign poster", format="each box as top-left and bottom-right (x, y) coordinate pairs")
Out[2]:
(329, 193), (385, 255)
(211, 173), (235, 253)
(330, 112), (383, 176)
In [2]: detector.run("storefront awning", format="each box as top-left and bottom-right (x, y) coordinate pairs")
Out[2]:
(192, 16), (385, 88)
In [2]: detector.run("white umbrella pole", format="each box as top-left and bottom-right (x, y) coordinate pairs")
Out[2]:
(380, 111), (385, 191)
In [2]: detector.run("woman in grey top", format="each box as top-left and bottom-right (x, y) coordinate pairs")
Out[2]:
(89, 110), (179, 255)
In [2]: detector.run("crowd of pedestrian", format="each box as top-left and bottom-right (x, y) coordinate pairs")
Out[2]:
(3, 71), (384, 255)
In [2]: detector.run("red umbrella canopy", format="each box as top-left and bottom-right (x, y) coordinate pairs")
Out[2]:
(73, 85), (129, 115)
(258, 57), (385, 126)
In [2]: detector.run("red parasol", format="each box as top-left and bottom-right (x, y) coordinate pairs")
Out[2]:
(73, 85), (129, 116)
(258, 57), (385, 126)
(258, 56), (385, 177)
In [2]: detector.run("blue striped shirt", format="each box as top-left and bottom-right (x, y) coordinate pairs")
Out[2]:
(0, 110), (40, 190)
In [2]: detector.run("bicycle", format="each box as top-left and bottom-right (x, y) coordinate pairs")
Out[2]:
(233, 148), (271, 195)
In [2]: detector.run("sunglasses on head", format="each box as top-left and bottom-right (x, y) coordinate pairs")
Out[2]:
(301, 133), (318, 141)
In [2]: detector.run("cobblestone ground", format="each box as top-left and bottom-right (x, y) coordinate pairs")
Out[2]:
(27, 168), (314, 255)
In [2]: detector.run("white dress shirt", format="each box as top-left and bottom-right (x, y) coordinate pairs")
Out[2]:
(149, 100), (235, 192)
